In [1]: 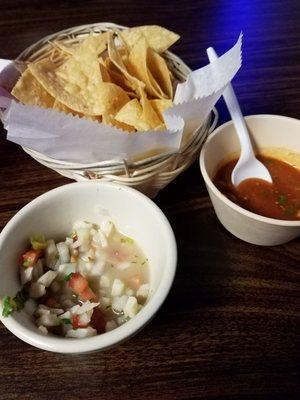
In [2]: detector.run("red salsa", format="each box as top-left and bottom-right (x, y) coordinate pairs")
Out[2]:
(213, 155), (300, 221)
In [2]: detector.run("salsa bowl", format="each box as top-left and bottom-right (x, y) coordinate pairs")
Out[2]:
(200, 114), (300, 246)
(0, 182), (177, 353)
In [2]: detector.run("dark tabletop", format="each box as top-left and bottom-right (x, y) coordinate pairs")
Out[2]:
(0, 1), (299, 399)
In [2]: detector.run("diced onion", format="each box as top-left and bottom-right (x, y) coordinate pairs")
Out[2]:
(58, 263), (76, 277)
(35, 305), (51, 316)
(29, 282), (46, 298)
(105, 320), (117, 332)
(20, 266), (33, 285)
(32, 259), (44, 281)
(59, 310), (71, 319)
(123, 296), (138, 318)
(38, 325), (48, 335)
(89, 260), (106, 277)
(56, 242), (70, 264)
(45, 240), (58, 270)
(100, 275), (110, 288)
(136, 283), (150, 300)
(78, 312), (91, 326)
(100, 297), (111, 308)
(36, 314), (60, 327)
(75, 301), (100, 315)
(37, 270), (58, 287)
(111, 279), (125, 296)
(112, 295), (128, 313)
(66, 327), (97, 338)
(100, 220), (114, 237)
(92, 230), (108, 248)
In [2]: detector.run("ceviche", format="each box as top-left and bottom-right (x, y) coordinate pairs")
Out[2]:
(1, 220), (150, 338)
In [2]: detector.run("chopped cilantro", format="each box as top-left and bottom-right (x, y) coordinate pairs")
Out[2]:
(2, 296), (15, 317)
(277, 195), (287, 205)
(121, 237), (134, 244)
(14, 288), (28, 310)
(284, 205), (296, 216)
(22, 260), (31, 268)
(60, 318), (71, 325)
(2, 288), (29, 317)
(64, 273), (73, 282)
(30, 235), (46, 250)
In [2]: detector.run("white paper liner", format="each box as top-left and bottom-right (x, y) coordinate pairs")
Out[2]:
(0, 34), (242, 163)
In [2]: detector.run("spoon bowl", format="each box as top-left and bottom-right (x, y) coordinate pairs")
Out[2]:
(232, 153), (273, 187)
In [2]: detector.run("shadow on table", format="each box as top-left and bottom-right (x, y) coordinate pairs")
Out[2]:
(160, 204), (232, 314)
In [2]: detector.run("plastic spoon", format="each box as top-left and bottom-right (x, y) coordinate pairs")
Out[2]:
(206, 47), (272, 186)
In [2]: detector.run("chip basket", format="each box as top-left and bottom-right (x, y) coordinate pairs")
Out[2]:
(16, 23), (219, 198)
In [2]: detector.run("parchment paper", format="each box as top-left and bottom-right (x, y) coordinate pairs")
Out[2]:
(0, 34), (242, 163)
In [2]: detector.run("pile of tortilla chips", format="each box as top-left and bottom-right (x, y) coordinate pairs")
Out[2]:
(11, 25), (180, 133)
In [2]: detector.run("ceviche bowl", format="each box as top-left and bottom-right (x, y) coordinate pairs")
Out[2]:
(0, 182), (177, 353)
(200, 114), (300, 246)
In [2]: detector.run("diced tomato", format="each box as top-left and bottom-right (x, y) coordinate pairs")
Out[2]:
(21, 249), (42, 267)
(69, 273), (88, 295)
(91, 308), (106, 334)
(128, 274), (141, 290)
(45, 297), (59, 308)
(80, 287), (96, 301)
(72, 314), (88, 329)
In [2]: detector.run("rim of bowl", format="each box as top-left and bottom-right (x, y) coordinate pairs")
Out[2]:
(200, 114), (300, 227)
(0, 181), (177, 353)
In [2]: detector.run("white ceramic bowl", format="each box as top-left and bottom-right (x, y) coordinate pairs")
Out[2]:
(0, 182), (177, 353)
(200, 114), (300, 246)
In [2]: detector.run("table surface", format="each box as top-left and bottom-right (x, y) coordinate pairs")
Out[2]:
(0, 1), (299, 399)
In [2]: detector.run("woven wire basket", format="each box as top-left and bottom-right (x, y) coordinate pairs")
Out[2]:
(16, 23), (218, 198)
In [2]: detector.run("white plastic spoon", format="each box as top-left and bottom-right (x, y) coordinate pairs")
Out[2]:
(206, 47), (272, 186)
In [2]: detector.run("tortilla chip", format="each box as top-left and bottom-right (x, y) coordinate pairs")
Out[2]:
(102, 113), (135, 132)
(115, 98), (148, 131)
(57, 44), (103, 85)
(53, 100), (100, 122)
(29, 59), (130, 116)
(121, 25), (179, 53)
(115, 89), (161, 131)
(107, 32), (143, 94)
(52, 99), (80, 115)
(147, 49), (173, 99)
(149, 99), (173, 122)
(11, 68), (54, 109)
(138, 87), (162, 128)
(55, 32), (108, 57)
(99, 59), (112, 83)
(126, 37), (170, 99)
(79, 32), (108, 56)
(104, 58), (137, 96)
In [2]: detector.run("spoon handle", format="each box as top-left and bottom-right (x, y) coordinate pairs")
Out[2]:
(206, 47), (254, 159)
